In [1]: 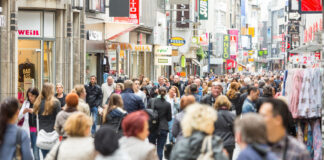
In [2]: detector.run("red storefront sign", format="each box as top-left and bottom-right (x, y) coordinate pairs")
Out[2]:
(18, 30), (40, 36)
(114, 0), (139, 24)
(315, 52), (321, 60)
(226, 59), (236, 70)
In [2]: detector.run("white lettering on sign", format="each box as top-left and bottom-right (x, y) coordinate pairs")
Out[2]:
(200, 1), (208, 17)
(18, 30), (40, 36)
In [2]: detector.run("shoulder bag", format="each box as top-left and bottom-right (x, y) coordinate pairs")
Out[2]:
(144, 98), (159, 133)
(36, 112), (59, 150)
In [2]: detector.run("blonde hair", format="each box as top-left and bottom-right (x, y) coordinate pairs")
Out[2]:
(116, 83), (124, 91)
(64, 112), (92, 137)
(170, 86), (180, 98)
(181, 103), (217, 137)
(72, 84), (86, 97)
(34, 83), (57, 115)
(214, 95), (232, 110)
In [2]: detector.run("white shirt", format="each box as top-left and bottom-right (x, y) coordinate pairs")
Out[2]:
(101, 83), (116, 106)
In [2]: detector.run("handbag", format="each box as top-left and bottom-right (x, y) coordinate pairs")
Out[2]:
(197, 135), (215, 160)
(144, 98), (159, 133)
(36, 115), (59, 150)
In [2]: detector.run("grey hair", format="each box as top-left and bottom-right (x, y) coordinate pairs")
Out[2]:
(56, 83), (63, 88)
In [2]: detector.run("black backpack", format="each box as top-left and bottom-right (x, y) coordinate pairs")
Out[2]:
(145, 98), (159, 133)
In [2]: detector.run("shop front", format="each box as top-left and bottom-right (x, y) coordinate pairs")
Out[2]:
(17, 11), (56, 101)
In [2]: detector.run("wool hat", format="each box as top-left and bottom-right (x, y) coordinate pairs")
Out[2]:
(94, 126), (119, 156)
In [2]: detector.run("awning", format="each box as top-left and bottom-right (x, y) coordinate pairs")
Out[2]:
(86, 40), (105, 53)
(289, 42), (322, 53)
(107, 25), (138, 41)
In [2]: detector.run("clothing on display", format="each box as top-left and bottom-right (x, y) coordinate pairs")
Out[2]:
(19, 61), (35, 82)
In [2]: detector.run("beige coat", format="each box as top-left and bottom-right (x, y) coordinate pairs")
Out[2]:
(45, 137), (96, 160)
(78, 98), (90, 116)
(119, 136), (158, 160)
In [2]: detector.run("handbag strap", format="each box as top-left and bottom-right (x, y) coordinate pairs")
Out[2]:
(200, 135), (213, 153)
(151, 98), (156, 110)
(54, 142), (63, 160)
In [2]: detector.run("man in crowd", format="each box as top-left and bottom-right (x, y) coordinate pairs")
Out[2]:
(171, 75), (185, 96)
(85, 75), (103, 135)
(240, 77), (251, 94)
(201, 82), (223, 106)
(55, 83), (66, 108)
(122, 80), (145, 113)
(151, 76), (167, 98)
(101, 76), (116, 106)
(133, 78), (146, 106)
(242, 86), (259, 114)
(235, 113), (277, 160)
(194, 78), (203, 97)
(189, 84), (201, 102)
(259, 99), (311, 160)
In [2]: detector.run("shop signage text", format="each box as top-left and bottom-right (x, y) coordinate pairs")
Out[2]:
(114, 0), (139, 24)
(155, 46), (172, 55)
(223, 35), (230, 59)
(87, 30), (103, 41)
(18, 30), (40, 36)
(169, 37), (186, 46)
(109, 43), (152, 52)
(199, 0), (208, 20)
(155, 57), (172, 65)
(176, 4), (190, 28)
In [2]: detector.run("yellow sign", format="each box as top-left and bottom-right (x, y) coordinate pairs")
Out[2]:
(169, 37), (186, 46)
(248, 50), (254, 56)
(238, 66), (243, 71)
(120, 50), (125, 58)
(180, 72), (186, 77)
(248, 27), (255, 37)
(248, 58), (254, 62)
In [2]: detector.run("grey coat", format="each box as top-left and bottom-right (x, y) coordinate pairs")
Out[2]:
(119, 136), (159, 160)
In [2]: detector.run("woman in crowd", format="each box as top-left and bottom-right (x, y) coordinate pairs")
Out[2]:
(94, 126), (131, 160)
(165, 86), (180, 143)
(119, 111), (159, 160)
(102, 94), (127, 138)
(0, 97), (33, 160)
(148, 87), (172, 160)
(172, 95), (196, 141)
(214, 95), (235, 160)
(55, 93), (80, 139)
(45, 112), (96, 160)
(34, 83), (61, 157)
(55, 83), (66, 108)
(114, 83), (124, 94)
(226, 82), (241, 115)
(170, 103), (228, 160)
(141, 86), (151, 107)
(202, 81), (209, 96)
(72, 84), (90, 116)
(18, 87), (40, 159)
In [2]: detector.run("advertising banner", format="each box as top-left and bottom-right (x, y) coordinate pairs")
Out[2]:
(176, 4), (190, 28)
(223, 35), (230, 59)
(300, 0), (322, 13)
(109, 0), (130, 17)
(199, 0), (208, 20)
(114, 0), (139, 24)
(228, 29), (239, 53)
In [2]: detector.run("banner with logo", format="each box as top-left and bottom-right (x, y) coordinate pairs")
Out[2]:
(199, 0), (208, 20)
(176, 4), (190, 28)
(223, 35), (230, 59)
(114, 0), (139, 24)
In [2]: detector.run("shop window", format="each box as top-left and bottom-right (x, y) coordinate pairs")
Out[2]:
(43, 41), (54, 83)
(86, 53), (98, 84)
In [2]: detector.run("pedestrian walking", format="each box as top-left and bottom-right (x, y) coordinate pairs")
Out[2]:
(18, 87), (40, 160)
(101, 76), (116, 106)
(33, 83), (61, 157)
(234, 113), (278, 160)
(114, 83), (124, 94)
(55, 83), (66, 108)
(148, 87), (172, 160)
(170, 103), (228, 160)
(213, 95), (235, 160)
(242, 86), (259, 114)
(188, 84), (201, 102)
(172, 95), (195, 141)
(133, 79), (147, 105)
(165, 86), (180, 143)
(102, 94), (127, 138)
(55, 93), (80, 139)
(141, 86), (151, 107)
(72, 84), (90, 116)
(194, 78), (203, 97)
(85, 76), (103, 135)
(94, 126), (131, 160)
(226, 82), (241, 114)
(45, 112), (96, 160)
(259, 99), (311, 160)
(171, 75), (185, 96)
(119, 111), (159, 160)
(0, 97), (33, 160)
(150, 76), (167, 98)
(121, 80), (145, 113)
(201, 81), (223, 106)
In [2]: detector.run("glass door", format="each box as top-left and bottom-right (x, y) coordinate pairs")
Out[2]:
(43, 41), (54, 84)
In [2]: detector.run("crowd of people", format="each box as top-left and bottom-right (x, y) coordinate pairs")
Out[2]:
(0, 73), (313, 160)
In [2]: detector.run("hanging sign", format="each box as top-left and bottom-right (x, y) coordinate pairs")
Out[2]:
(169, 37), (186, 46)
(248, 58), (254, 62)
(155, 57), (172, 66)
(199, 0), (208, 20)
(223, 35), (230, 59)
(155, 46), (172, 55)
(176, 4), (190, 28)
(181, 55), (186, 68)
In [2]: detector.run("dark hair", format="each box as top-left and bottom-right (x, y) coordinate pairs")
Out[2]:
(247, 86), (259, 95)
(95, 126), (119, 156)
(258, 81), (265, 88)
(90, 75), (97, 79)
(26, 87), (39, 102)
(262, 98), (296, 136)
(190, 84), (198, 93)
(159, 87), (167, 100)
(0, 97), (19, 144)
(262, 85), (274, 97)
(122, 111), (149, 137)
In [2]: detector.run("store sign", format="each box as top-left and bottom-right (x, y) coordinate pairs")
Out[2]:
(288, 21), (299, 34)
(176, 4), (189, 28)
(248, 50), (254, 56)
(223, 35), (230, 59)
(199, 0), (208, 20)
(114, 0), (139, 24)
(228, 29), (239, 53)
(155, 46), (172, 55)
(169, 37), (186, 46)
(248, 58), (254, 62)
(155, 57), (172, 66)
(199, 33), (208, 46)
(130, 44), (152, 52)
(87, 30), (103, 41)
(18, 11), (42, 38)
(300, 0), (322, 13)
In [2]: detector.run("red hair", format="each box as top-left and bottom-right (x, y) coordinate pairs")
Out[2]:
(65, 93), (79, 108)
(122, 111), (149, 137)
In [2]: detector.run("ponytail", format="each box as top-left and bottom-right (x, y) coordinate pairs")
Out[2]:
(0, 97), (19, 144)
(159, 87), (167, 100)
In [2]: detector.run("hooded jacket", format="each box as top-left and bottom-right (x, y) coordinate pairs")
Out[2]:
(103, 108), (127, 138)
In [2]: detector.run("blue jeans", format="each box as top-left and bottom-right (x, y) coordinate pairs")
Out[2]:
(41, 149), (49, 158)
(30, 131), (39, 160)
(90, 107), (98, 135)
(168, 119), (175, 143)
(148, 130), (168, 160)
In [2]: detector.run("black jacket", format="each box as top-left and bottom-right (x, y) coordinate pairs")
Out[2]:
(228, 92), (241, 112)
(237, 92), (248, 116)
(214, 109), (235, 148)
(172, 82), (185, 96)
(200, 94), (216, 106)
(85, 83), (103, 108)
(170, 131), (228, 160)
(103, 108), (127, 138)
(147, 98), (172, 131)
(150, 84), (168, 98)
(121, 88), (145, 113)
